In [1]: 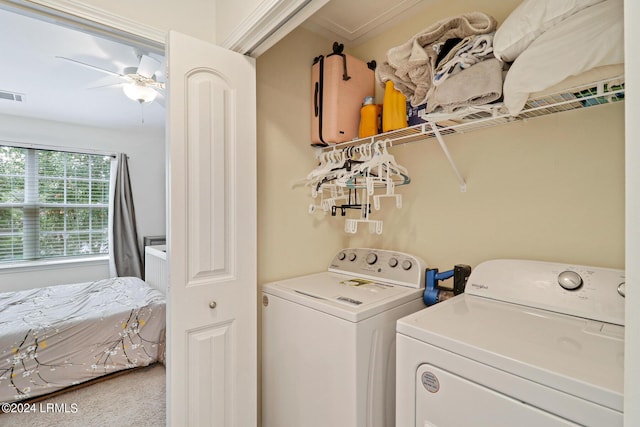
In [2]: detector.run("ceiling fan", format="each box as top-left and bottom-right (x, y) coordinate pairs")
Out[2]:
(55, 53), (165, 105)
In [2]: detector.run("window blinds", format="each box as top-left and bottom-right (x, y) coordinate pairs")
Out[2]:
(0, 145), (112, 262)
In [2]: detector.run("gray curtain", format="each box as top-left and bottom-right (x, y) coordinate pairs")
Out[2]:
(111, 153), (143, 278)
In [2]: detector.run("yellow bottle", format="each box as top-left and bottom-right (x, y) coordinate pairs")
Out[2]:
(382, 80), (408, 133)
(358, 97), (382, 138)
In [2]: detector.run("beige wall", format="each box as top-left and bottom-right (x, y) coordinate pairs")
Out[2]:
(256, 0), (625, 286)
(256, 29), (347, 284)
(215, 0), (261, 44)
(55, 0), (217, 43)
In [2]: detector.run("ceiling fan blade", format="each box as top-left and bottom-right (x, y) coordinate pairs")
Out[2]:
(55, 56), (123, 77)
(154, 91), (165, 108)
(136, 54), (161, 79)
(148, 80), (165, 90)
(86, 82), (124, 90)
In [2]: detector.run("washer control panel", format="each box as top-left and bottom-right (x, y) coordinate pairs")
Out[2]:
(466, 259), (625, 326)
(328, 248), (426, 288)
(557, 270), (584, 290)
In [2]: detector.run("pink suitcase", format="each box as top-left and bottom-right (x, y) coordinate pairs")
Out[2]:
(311, 43), (375, 146)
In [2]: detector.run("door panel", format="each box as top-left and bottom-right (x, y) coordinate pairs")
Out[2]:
(167, 30), (256, 427)
(185, 70), (233, 281)
(187, 322), (234, 426)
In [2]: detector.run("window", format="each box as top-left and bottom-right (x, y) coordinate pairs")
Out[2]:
(0, 145), (112, 263)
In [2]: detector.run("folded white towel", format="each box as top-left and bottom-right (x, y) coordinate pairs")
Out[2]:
(433, 33), (495, 86)
(427, 57), (503, 114)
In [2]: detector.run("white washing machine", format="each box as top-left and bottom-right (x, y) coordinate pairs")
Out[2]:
(396, 259), (625, 427)
(262, 248), (427, 427)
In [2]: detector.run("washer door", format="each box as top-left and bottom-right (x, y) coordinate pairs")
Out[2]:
(415, 364), (578, 427)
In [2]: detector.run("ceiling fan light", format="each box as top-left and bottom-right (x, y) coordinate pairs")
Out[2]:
(123, 83), (157, 104)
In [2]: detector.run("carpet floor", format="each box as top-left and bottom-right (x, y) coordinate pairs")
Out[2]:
(0, 363), (166, 426)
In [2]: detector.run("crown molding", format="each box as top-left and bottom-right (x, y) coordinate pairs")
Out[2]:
(222, 0), (328, 57)
(3, 0), (165, 48)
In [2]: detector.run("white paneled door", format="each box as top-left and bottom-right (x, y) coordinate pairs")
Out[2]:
(166, 31), (257, 426)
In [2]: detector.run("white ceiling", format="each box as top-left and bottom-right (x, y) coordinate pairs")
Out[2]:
(0, 0), (430, 132)
(302, 0), (435, 45)
(0, 7), (165, 131)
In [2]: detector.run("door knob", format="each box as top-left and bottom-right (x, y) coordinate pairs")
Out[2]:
(209, 301), (217, 309)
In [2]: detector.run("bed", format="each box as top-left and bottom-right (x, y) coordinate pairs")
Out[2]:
(0, 276), (165, 403)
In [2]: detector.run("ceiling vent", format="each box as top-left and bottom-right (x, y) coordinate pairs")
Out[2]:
(0, 90), (24, 102)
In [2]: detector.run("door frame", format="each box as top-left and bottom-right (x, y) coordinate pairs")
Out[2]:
(10, 0), (330, 57)
(1, 0), (165, 48)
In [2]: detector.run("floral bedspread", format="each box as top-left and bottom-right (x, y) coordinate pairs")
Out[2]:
(0, 277), (165, 402)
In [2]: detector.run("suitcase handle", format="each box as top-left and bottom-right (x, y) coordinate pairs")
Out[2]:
(314, 82), (319, 117)
(328, 42), (351, 81)
(327, 42), (377, 82)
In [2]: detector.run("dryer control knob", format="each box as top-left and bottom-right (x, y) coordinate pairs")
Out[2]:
(402, 260), (413, 271)
(388, 257), (399, 268)
(348, 252), (357, 262)
(337, 252), (346, 261)
(366, 253), (378, 265)
(558, 270), (583, 290)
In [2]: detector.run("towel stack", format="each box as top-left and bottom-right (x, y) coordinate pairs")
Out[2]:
(376, 12), (504, 115)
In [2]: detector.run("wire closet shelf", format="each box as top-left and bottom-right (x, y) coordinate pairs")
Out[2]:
(319, 75), (625, 151)
(313, 75), (624, 193)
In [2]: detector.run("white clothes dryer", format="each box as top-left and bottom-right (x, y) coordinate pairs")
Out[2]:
(396, 259), (625, 427)
(262, 248), (427, 427)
